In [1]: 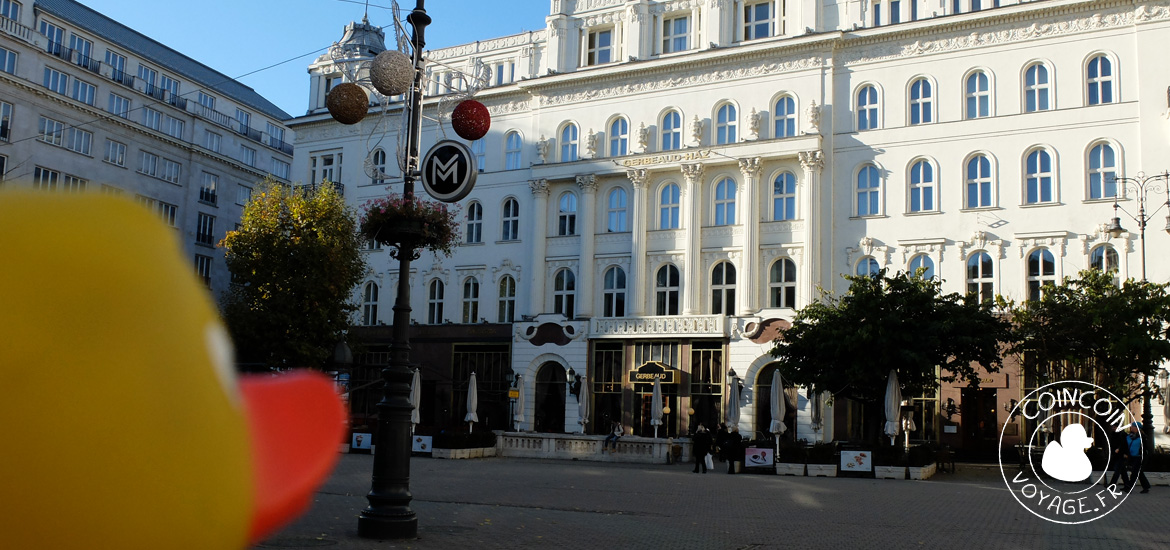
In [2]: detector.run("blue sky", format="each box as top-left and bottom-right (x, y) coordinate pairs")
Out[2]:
(77, 0), (551, 118)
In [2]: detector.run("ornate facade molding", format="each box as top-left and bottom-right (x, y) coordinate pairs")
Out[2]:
(536, 56), (823, 107)
(846, 236), (891, 267)
(529, 178), (550, 197)
(681, 162), (704, 184)
(958, 230), (1006, 260)
(738, 157), (762, 178)
(626, 168), (648, 188)
(420, 261), (450, 286)
(1016, 233), (1069, 259)
(841, 5), (1157, 65)
(576, 174), (598, 193)
(898, 240), (946, 265)
(762, 245), (804, 265)
(798, 150), (824, 173)
(491, 259), (522, 284)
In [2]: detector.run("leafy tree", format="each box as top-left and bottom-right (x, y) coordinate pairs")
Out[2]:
(1007, 269), (1170, 405)
(769, 270), (1012, 441)
(220, 179), (367, 370)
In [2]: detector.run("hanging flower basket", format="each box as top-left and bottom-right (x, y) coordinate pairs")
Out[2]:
(359, 193), (461, 256)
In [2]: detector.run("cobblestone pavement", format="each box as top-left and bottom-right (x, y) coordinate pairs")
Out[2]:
(252, 454), (1170, 550)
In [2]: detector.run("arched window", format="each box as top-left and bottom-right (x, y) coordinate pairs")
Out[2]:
(501, 198), (519, 240)
(857, 85), (878, 130)
(607, 187), (628, 232)
(553, 268), (576, 318)
(773, 171), (796, 221)
(560, 124), (578, 162)
(909, 254), (935, 279)
(965, 71), (991, 119)
(967, 252), (994, 302)
(856, 164), (881, 216)
(505, 131), (523, 170)
(715, 103), (737, 145)
(661, 110), (681, 151)
(710, 261), (736, 315)
(655, 264), (680, 315)
(1025, 148), (1055, 204)
(362, 281), (378, 326)
(558, 192), (578, 236)
(769, 258), (797, 308)
(371, 148), (386, 184)
(1027, 248), (1056, 301)
(1087, 54), (1115, 105)
(462, 277), (480, 323)
(714, 177), (737, 225)
(427, 279), (445, 324)
(464, 201), (483, 244)
(659, 183), (680, 229)
(909, 160), (935, 213)
(1091, 244), (1119, 273)
(1025, 63), (1051, 112)
(1088, 143), (1117, 200)
(965, 154), (993, 208)
(909, 78), (932, 125)
(470, 138), (485, 172)
(774, 96), (796, 138)
(609, 117), (628, 157)
(603, 266), (626, 317)
(498, 275), (516, 323)
(856, 256), (880, 277)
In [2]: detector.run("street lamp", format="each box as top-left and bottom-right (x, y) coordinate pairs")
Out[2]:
(1104, 171), (1170, 452)
(357, 0), (430, 540)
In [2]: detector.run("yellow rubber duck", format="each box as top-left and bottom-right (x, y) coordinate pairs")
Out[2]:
(0, 192), (345, 549)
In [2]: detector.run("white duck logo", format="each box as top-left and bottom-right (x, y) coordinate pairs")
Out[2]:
(1040, 424), (1095, 482)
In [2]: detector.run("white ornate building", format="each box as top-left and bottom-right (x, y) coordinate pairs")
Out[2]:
(290, 0), (1170, 454)
(0, 0), (294, 295)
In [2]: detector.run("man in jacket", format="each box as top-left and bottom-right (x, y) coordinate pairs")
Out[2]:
(1126, 422), (1151, 494)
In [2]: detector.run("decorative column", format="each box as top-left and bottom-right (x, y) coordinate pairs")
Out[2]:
(576, 174), (598, 318)
(798, 151), (824, 303)
(738, 157), (762, 316)
(681, 163), (704, 315)
(529, 179), (550, 316)
(627, 169), (649, 317)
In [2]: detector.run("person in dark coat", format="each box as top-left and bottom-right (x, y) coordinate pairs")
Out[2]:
(1107, 427), (1130, 489)
(715, 423), (730, 463)
(725, 427), (743, 474)
(692, 424), (713, 474)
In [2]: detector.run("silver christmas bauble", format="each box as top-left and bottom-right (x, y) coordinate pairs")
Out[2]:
(370, 50), (414, 97)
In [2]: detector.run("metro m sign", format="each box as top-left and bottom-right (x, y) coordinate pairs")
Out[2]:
(421, 140), (477, 203)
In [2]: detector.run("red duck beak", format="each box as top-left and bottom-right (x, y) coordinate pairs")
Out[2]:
(239, 370), (347, 544)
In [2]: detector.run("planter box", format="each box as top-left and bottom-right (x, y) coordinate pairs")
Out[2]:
(875, 465), (907, 479)
(908, 463), (936, 480)
(807, 464), (837, 477)
(775, 463), (806, 476)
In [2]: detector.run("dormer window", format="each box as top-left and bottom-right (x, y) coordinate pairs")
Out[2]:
(662, 14), (689, 54)
(743, 1), (777, 40)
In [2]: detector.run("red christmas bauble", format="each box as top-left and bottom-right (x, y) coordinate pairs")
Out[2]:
(451, 100), (490, 141)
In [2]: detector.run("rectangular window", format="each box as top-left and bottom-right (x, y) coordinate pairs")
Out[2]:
(61, 174), (86, 192)
(139, 64), (160, 99)
(236, 108), (251, 134)
(143, 107), (162, 131)
(586, 29), (613, 65)
(40, 21), (65, 56)
(164, 115), (184, 139)
(204, 130), (221, 153)
(160, 74), (180, 98)
(0, 0), (20, 21)
(744, 1), (773, 40)
(69, 34), (94, 70)
(100, 184), (123, 195)
(0, 45), (15, 74)
(38, 116), (64, 146)
(33, 166), (59, 190)
(105, 50), (126, 78)
(237, 185), (252, 205)
(137, 195), (178, 227)
(160, 158), (181, 184)
(271, 158), (290, 180)
(196, 213), (215, 245)
(200, 172), (219, 205)
(0, 101), (11, 141)
(197, 91), (216, 110)
(66, 127), (91, 155)
(138, 151), (158, 177)
(43, 66), (69, 95)
(195, 254), (213, 288)
(104, 139), (126, 166)
(266, 122), (285, 149)
(240, 145), (256, 167)
(662, 15), (689, 53)
(891, 0), (901, 23)
(108, 93), (130, 118)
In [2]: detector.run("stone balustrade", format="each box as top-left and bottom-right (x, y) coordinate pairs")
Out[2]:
(498, 432), (691, 464)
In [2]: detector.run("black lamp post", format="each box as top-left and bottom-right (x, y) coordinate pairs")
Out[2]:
(357, 0), (430, 539)
(1104, 171), (1170, 452)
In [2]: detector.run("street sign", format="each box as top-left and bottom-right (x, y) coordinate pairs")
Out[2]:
(508, 389), (519, 399)
(420, 139), (477, 202)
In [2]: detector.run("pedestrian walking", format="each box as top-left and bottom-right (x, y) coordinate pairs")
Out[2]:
(715, 423), (730, 463)
(1107, 427), (1130, 489)
(1126, 422), (1151, 493)
(602, 420), (622, 453)
(692, 424), (713, 474)
(725, 427), (742, 474)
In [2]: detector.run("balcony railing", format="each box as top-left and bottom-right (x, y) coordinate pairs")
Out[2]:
(0, 15), (33, 43)
(189, 101), (233, 129)
(143, 82), (166, 101)
(45, 40), (71, 62)
(237, 123), (262, 143)
(590, 315), (728, 338)
(109, 68), (134, 88)
(267, 136), (293, 156)
(74, 52), (100, 74)
(167, 93), (187, 110)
